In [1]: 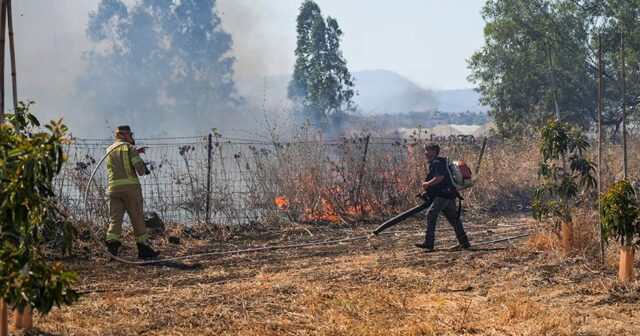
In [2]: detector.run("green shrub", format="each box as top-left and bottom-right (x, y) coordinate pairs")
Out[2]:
(0, 102), (79, 314)
(600, 179), (639, 247)
(532, 119), (596, 226)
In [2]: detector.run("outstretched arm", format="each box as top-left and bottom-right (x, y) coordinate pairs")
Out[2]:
(130, 146), (146, 176)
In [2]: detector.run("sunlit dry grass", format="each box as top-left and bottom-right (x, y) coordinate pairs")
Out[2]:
(31, 133), (640, 335)
(21, 214), (640, 336)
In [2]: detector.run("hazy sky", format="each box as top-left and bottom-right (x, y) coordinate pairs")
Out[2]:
(218, 0), (486, 89)
(7, 0), (486, 132)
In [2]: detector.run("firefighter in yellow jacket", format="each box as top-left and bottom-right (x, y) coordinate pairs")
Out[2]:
(104, 125), (160, 260)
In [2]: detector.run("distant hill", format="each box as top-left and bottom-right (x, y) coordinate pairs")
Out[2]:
(352, 69), (438, 115)
(235, 69), (488, 115)
(435, 88), (488, 113)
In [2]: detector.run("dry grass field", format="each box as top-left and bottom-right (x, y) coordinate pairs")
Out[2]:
(7, 137), (639, 335)
(16, 212), (640, 336)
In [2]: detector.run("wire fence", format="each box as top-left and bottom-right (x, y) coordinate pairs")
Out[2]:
(54, 133), (484, 227)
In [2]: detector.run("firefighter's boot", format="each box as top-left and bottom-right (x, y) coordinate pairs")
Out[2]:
(105, 240), (122, 257)
(136, 242), (160, 260)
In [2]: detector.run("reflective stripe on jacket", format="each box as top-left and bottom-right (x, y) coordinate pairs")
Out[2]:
(107, 140), (146, 191)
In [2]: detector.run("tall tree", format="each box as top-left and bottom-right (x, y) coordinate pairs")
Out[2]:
(79, 0), (239, 133)
(468, 0), (640, 137)
(288, 0), (355, 128)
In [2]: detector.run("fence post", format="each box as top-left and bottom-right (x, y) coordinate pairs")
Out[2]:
(475, 137), (488, 175)
(206, 133), (212, 222)
(355, 134), (370, 208)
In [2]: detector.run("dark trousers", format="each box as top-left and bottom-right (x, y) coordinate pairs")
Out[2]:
(423, 197), (469, 249)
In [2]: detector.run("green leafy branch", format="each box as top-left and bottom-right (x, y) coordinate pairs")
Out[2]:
(600, 180), (640, 247)
(0, 101), (79, 314)
(532, 119), (596, 225)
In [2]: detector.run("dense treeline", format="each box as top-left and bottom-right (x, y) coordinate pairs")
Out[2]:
(469, 0), (640, 137)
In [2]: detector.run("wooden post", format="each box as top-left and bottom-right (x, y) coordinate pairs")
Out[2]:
(12, 306), (32, 330)
(355, 134), (370, 207)
(6, 0), (16, 111)
(597, 34), (605, 264)
(619, 246), (634, 282)
(475, 137), (488, 175)
(0, 300), (7, 336)
(0, 0), (7, 122)
(205, 133), (212, 222)
(620, 32), (627, 179)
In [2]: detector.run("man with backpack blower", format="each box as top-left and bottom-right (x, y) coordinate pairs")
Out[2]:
(414, 143), (471, 252)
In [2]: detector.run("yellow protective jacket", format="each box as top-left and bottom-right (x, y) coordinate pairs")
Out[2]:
(106, 139), (146, 193)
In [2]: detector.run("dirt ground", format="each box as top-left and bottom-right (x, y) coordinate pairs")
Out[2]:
(18, 214), (640, 335)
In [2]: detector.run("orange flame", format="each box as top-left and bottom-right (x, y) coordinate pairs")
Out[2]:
(275, 196), (289, 209)
(304, 198), (340, 222)
(303, 198), (373, 222)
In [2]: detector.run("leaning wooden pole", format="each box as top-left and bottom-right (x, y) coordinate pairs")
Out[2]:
(621, 32), (627, 180)
(598, 34), (605, 264)
(7, 0), (16, 111)
(0, 0), (6, 123)
(0, 2), (6, 334)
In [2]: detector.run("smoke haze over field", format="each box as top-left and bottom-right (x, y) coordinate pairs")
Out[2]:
(6, 0), (484, 137)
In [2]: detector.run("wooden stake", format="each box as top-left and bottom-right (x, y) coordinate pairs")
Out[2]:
(619, 246), (634, 282)
(0, 300), (7, 336)
(6, 0), (16, 111)
(0, 0), (7, 122)
(355, 134), (370, 207)
(12, 306), (32, 330)
(621, 32), (627, 179)
(475, 136), (488, 175)
(597, 34), (605, 264)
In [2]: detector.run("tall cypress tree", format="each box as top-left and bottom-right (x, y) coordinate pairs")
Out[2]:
(288, 0), (355, 128)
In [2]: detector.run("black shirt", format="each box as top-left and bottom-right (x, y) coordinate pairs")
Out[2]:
(425, 157), (456, 199)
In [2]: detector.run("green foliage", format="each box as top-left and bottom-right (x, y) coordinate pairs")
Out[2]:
(0, 102), (79, 314)
(599, 179), (640, 247)
(532, 119), (596, 225)
(468, 0), (640, 137)
(288, 0), (356, 128)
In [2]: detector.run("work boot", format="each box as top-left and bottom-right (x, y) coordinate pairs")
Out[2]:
(105, 240), (121, 257)
(414, 242), (435, 252)
(136, 242), (160, 260)
(450, 242), (471, 250)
